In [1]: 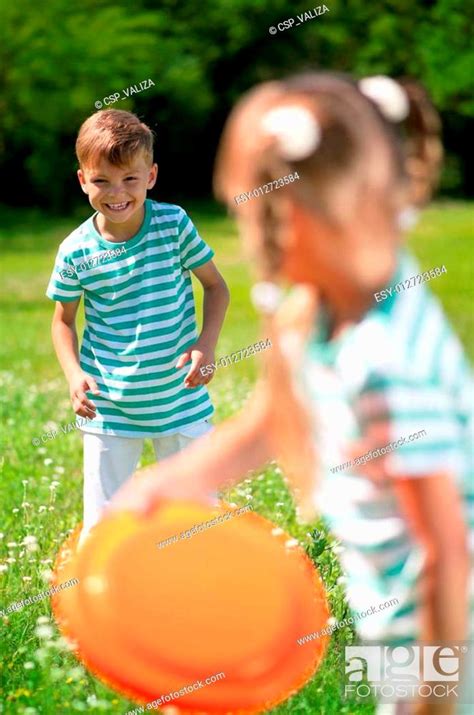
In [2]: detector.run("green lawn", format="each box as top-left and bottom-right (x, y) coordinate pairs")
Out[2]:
(0, 201), (472, 715)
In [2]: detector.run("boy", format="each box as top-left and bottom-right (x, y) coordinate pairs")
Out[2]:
(46, 109), (229, 538)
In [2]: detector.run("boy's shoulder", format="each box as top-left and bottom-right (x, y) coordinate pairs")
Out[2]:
(146, 200), (201, 241)
(147, 199), (188, 225)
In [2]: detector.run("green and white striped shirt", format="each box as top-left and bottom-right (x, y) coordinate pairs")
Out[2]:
(300, 250), (473, 644)
(46, 200), (215, 437)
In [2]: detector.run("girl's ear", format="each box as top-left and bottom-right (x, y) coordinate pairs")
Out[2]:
(280, 200), (330, 284)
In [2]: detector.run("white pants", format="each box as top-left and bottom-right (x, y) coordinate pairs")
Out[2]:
(81, 420), (212, 538)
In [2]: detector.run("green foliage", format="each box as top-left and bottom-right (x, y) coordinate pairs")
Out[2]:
(0, 0), (472, 204)
(417, 0), (474, 114)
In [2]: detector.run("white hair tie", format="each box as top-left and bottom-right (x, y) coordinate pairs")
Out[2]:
(251, 282), (283, 315)
(397, 206), (419, 231)
(359, 76), (409, 122)
(261, 105), (321, 161)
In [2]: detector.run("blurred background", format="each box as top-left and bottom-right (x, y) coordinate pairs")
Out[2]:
(0, 0), (473, 211)
(0, 2), (472, 714)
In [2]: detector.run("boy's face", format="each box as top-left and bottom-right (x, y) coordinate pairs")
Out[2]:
(77, 152), (157, 224)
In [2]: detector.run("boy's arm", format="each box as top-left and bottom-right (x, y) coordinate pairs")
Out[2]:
(51, 300), (100, 418)
(176, 260), (230, 388)
(393, 473), (469, 641)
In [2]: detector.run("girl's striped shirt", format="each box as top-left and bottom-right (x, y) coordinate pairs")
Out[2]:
(300, 250), (473, 645)
(46, 200), (214, 437)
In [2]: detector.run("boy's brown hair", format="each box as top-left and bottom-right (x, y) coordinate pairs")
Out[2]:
(76, 109), (154, 168)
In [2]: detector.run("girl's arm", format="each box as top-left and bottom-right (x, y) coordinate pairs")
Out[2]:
(393, 473), (469, 641)
(393, 474), (469, 715)
(109, 389), (274, 514)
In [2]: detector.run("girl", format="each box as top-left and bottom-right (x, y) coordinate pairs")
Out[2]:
(111, 73), (472, 715)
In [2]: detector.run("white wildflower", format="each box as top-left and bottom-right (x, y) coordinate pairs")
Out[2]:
(35, 624), (54, 639)
(22, 535), (38, 546)
(67, 666), (84, 680)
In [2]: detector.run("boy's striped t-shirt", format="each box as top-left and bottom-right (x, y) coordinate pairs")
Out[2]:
(300, 251), (473, 645)
(46, 199), (215, 437)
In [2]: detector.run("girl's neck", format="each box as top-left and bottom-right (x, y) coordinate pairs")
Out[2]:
(322, 289), (374, 340)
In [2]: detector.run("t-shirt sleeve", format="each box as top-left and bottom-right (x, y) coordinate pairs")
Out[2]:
(46, 246), (83, 302)
(356, 371), (467, 479)
(177, 208), (214, 271)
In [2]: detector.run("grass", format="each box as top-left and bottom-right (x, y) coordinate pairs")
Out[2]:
(0, 200), (473, 715)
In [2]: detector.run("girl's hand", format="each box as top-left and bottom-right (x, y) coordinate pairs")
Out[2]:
(68, 370), (100, 419)
(108, 461), (215, 516)
(345, 421), (393, 483)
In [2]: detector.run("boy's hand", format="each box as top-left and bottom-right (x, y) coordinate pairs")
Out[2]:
(69, 370), (100, 418)
(176, 340), (215, 388)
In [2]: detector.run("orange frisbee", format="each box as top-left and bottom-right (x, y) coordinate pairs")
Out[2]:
(52, 502), (329, 713)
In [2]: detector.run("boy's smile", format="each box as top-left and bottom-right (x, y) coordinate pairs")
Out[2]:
(78, 153), (157, 240)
